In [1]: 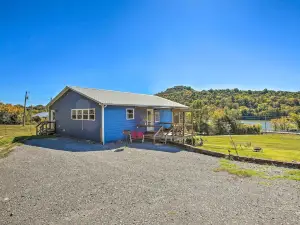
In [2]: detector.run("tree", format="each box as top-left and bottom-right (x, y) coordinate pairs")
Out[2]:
(191, 100), (210, 134)
(290, 113), (300, 130)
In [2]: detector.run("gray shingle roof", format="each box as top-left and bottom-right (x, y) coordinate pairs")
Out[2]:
(49, 86), (188, 108)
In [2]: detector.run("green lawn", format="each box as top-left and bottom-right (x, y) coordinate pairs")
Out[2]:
(214, 159), (300, 181)
(0, 125), (36, 157)
(201, 134), (300, 162)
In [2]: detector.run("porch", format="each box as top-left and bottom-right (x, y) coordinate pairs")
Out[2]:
(135, 108), (194, 144)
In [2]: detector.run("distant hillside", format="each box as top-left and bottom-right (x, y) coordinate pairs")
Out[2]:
(156, 86), (300, 118)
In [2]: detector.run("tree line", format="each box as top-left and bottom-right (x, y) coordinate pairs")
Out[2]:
(157, 86), (300, 134)
(270, 114), (300, 131)
(189, 100), (262, 135)
(0, 103), (46, 124)
(157, 86), (300, 118)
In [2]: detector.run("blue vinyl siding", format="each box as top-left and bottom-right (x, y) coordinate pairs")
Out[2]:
(50, 90), (102, 142)
(104, 106), (146, 143)
(49, 89), (177, 144)
(104, 107), (173, 142)
(155, 109), (172, 129)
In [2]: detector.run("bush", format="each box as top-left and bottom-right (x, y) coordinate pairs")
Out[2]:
(185, 136), (202, 146)
(236, 123), (262, 134)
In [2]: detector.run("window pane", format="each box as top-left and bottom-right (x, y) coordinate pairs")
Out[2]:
(89, 114), (95, 120)
(89, 109), (95, 114)
(77, 110), (82, 119)
(126, 109), (134, 120)
(83, 110), (88, 119)
(71, 110), (76, 119)
(155, 111), (160, 122)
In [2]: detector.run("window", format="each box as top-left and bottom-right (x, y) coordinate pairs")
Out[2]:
(77, 110), (82, 120)
(155, 111), (160, 122)
(83, 109), (88, 120)
(89, 109), (95, 120)
(126, 108), (134, 120)
(71, 109), (77, 119)
(71, 108), (95, 120)
(51, 110), (56, 121)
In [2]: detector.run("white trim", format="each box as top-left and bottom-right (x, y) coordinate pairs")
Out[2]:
(147, 109), (154, 132)
(126, 108), (135, 120)
(154, 110), (160, 122)
(47, 86), (105, 108)
(71, 108), (95, 121)
(50, 110), (56, 121)
(101, 104), (105, 145)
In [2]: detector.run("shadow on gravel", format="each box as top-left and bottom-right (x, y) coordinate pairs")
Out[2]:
(129, 142), (181, 153)
(24, 137), (182, 153)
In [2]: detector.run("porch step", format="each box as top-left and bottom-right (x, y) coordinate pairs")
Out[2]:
(38, 129), (55, 136)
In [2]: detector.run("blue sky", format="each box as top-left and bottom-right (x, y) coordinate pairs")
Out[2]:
(1, 0), (300, 105)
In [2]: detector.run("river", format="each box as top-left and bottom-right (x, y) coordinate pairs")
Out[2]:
(239, 120), (273, 131)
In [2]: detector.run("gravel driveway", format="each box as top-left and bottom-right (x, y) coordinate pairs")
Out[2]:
(0, 137), (299, 225)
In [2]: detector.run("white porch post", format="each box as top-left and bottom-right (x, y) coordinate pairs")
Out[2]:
(101, 104), (105, 145)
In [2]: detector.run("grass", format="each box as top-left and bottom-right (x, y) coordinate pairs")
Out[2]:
(214, 159), (267, 178)
(200, 134), (300, 162)
(0, 125), (51, 158)
(214, 159), (300, 181)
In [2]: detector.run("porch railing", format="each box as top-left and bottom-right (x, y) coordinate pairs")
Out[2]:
(137, 122), (194, 144)
(36, 121), (56, 135)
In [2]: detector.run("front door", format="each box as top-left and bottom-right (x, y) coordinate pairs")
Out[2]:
(147, 109), (154, 132)
(50, 110), (56, 122)
(50, 110), (56, 130)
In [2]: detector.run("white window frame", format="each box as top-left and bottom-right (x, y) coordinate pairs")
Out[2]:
(71, 109), (77, 120)
(126, 108), (135, 120)
(155, 111), (160, 122)
(88, 108), (95, 120)
(71, 108), (95, 121)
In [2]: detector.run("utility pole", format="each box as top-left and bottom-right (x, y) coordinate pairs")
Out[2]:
(30, 104), (33, 124)
(22, 91), (29, 126)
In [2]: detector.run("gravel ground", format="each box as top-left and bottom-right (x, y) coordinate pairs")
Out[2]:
(0, 137), (299, 225)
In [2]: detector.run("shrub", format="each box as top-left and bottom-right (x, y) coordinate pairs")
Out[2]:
(236, 123), (262, 134)
(185, 136), (202, 146)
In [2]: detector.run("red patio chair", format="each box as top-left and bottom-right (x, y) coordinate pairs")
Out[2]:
(130, 131), (144, 143)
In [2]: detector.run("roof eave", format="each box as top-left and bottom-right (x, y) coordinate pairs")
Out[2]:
(46, 86), (103, 108)
(47, 86), (188, 109)
(102, 103), (188, 108)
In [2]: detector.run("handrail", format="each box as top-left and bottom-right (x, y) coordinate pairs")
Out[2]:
(36, 121), (56, 135)
(165, 126), (174, 143)
(153, 126), (164, 144)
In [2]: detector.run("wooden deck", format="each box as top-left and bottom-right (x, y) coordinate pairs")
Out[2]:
(141, 125), (194, 144)
(36, 121), (56, 135)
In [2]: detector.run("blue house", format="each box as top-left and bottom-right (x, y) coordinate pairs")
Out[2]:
(46, 86), (188, 144)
